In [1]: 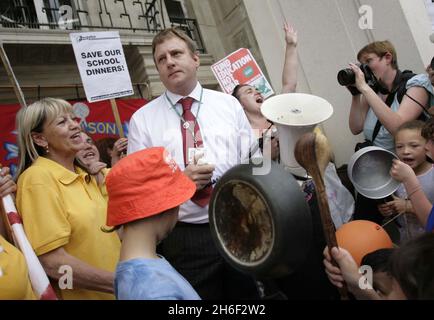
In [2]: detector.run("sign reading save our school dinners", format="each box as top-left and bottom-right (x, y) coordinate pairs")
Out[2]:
(70, 31), (133, 102)
(211, 48), (274, 99)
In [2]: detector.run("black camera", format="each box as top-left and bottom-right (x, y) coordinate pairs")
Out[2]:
(337, 64), (383, 95)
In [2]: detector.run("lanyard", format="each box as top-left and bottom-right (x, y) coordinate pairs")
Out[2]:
(165, 87), (204, 147)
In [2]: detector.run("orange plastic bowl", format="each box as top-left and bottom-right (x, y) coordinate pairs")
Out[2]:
(335, 220), (393, 266)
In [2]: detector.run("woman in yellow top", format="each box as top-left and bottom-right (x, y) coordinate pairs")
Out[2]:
(15, 98), (121, 300)
(0, 166), (35, 300)
(0, 235), (36, 300)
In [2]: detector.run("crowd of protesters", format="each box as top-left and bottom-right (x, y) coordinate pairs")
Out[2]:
(0, 23), (433, 301)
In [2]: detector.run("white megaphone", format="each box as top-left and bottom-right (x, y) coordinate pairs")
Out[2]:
(261, 93), (334, 177)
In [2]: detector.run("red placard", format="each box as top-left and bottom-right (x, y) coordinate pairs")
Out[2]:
(211, 48), (274, 98)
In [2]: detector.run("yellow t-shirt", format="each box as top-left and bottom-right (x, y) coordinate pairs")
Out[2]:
(16, 157), (120, 300)
(99, 168), (110, 202)
(0, 235), (36, 300)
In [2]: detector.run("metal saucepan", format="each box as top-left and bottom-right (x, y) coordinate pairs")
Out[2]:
(347, 146), (400, 199)
(209, 161), (312, 279)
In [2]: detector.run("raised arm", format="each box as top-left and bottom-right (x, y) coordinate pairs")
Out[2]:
(111, 137), (128, 166)
(390, 159), (431, 227)
(323, 246), (380, 300)
(281, 22), (298, 94)
(349, 94), (370, 135)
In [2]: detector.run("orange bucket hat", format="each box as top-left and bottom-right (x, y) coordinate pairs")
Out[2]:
(106, 147), (196, 226)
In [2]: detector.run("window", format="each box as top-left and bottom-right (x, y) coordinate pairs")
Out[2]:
(164, 0), (185, 20)
(0, 0), (38, 28)
(42, 0), (75, 27)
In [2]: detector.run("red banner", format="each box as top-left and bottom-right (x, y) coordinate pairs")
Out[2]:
(0, 99), (147, 177)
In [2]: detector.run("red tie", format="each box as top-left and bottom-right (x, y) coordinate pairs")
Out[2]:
(179, 97), (212, 207)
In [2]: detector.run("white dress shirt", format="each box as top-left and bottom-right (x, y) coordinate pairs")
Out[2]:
(128, 82), (258, 223)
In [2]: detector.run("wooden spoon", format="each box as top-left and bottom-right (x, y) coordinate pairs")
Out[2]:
(294, 131), (349, 299)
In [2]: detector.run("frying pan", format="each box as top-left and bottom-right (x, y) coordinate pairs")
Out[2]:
(209, 161), (312, 278)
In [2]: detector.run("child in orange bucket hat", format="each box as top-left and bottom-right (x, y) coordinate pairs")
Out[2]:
(106, 147), (200, 300)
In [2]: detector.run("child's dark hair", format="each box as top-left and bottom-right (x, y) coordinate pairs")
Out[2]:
(421, 118), (434, 141)
(389, 233), (434, 299)
(396, 120), (426, 136)
(361, 248), (394, 273)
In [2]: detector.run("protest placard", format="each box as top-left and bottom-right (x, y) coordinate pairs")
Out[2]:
(211, 48), (274, 98)
(69, 31), (133, 102)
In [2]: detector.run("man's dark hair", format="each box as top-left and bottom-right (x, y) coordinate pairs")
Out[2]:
(231, 84), (250, 101)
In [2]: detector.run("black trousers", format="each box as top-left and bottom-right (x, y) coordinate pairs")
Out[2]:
(353, 194), (385, 225)
(158, 222), (260, 300)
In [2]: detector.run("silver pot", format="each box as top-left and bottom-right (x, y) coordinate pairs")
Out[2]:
(347, 146), (400, 199)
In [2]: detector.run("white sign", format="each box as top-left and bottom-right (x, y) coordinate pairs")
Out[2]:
(69, 31), (133, 102)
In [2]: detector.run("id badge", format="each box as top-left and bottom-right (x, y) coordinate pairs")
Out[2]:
(188, 147), (205, 164)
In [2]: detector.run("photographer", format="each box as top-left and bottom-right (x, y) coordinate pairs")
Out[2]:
(342, 41), (430, 225)
(345, 41), (430, 152)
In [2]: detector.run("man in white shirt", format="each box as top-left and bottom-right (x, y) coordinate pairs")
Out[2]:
(127, 27), (259, 299)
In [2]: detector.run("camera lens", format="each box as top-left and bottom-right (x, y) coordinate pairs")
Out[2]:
(337, 68), (356, 86)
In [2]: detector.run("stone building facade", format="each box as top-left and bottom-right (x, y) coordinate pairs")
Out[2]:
(1, 0), (433, 164)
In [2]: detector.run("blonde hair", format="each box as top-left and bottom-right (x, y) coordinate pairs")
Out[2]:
(16, 98), (73, 178)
